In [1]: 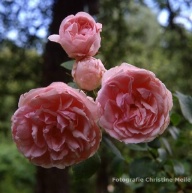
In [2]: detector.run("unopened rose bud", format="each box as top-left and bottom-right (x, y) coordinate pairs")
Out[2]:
(72, 57), (106, 91)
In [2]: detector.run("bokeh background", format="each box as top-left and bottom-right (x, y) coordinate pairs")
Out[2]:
(0, 0), (192, 193)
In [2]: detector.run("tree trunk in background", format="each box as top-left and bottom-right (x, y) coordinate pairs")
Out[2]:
(35, 0), (99, 193)
(42, 0), (85, 86)
(96, 155), (109, 193)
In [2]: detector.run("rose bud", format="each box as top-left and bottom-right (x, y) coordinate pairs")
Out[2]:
(48, 12), (102, 59)
(72, 57), (106, 91)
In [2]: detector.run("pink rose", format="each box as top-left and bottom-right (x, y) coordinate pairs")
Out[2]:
(72, 57), (106, 91)
(96, 63), (173, 143)
(48, 12), (102, 59)
(11, 82), (101, 168)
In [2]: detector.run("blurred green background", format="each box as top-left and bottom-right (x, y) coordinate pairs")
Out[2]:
(0, 0), (192, 193)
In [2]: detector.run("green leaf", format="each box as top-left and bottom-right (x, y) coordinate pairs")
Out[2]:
(129, 157), (158, 178)
(173, 160), (185, 176)
(164, 160), (174, 174)
(170, 112), (181, 126)
(157, 148), (167, 162)
(67, 82), (79, 89)
(127, 143), (148, 151)
(175, 91), (192, 124)
(72, 153), (101, 180)
(111, 157), (125, 177)
(147, 138), (161, 149)
(168, 126), (180, 140)
(60, 60), (75, 70)
(161, 137), (172, 155)
(103, 136), (124, 160)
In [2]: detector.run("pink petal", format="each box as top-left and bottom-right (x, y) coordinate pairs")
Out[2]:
(48, 34), (60, 43)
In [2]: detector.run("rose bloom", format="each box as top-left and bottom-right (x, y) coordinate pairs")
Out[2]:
(11, 82), (101, 168)
(96, 63), (173, 143)
(72, 57), (106, 91)
(48, 12), (102, 59)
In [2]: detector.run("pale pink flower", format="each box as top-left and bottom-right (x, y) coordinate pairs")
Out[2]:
(11, 82), (101, 168)
(72, 57), (106, 91)
(48, 12), (102, 59)
(96, 63), (173, 143)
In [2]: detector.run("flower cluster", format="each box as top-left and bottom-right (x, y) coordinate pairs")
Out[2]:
(11, 12), (173, 168)
(48, 12), (105, 91)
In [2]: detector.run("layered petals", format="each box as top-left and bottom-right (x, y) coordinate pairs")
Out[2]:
(96, 63), (173, 143)
(48, 12), (102, 59)
(11, 82), (101, 168)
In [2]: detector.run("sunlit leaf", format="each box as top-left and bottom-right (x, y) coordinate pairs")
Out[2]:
(157, 148), (167, 162)
(168, 126), (180, 140)
(60, 60), (75, 70)
(72, 153), (101, 180)
(161, 137), (172, 155)
(173, 160), (185, 176)
(175, 91), (192, 124)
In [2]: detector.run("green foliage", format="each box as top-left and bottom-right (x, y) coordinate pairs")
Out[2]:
(175, 92), (192, 124)
(0, 142), (36, 193)
(67, 82), (79, 89)
(61, 60), (75, 71)
(103, 136), (124, 160)
(170, 113), (182, 126)
(129, 157), (158, 178)
(127, 143), (148, 151)
(0, 41), (40, 193)
(72, 153), (101, 180)
(0, 40), (41, 136)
